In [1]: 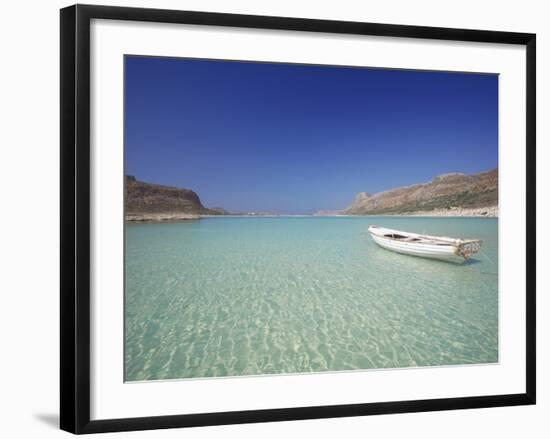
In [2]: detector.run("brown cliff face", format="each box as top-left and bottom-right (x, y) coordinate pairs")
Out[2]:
(125, 176), (219, 216)
(342, 168), (497, 215)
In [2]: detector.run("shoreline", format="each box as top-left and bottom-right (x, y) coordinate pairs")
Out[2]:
(125, 213), (200, 222)
(126, 206), (498, 223)
(393, 205), (498, 217)
(317, 206), (498, 218)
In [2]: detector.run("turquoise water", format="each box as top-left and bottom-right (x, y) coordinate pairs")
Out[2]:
(125, 217), (498, 381)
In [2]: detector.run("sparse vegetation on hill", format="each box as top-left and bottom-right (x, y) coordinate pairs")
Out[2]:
(321, 169), (498, 216)
(125, 176), (223, 221)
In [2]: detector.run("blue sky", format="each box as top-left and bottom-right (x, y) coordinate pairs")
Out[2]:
(125, 56), (498, 214)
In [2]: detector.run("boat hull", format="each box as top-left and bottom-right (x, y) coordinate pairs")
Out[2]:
(370, 233), (466, 263)
(367, 226), (481, 263)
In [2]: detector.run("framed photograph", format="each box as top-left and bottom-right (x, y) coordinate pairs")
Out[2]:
(60, 4), (536, 434)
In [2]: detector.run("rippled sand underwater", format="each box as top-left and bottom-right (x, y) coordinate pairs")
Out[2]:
(125, 216), (498, 381)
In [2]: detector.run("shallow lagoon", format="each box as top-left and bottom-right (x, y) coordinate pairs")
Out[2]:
(125, 216), (498, 381)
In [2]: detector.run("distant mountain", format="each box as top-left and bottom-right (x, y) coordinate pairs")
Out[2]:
(207, 207), (231, 215)
(125, 176), (223, 220)
(325, 168), (498, 215)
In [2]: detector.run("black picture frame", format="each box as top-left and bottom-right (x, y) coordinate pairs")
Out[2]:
(60, 4), (536, 434)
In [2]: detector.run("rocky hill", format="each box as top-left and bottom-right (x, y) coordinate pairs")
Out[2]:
(338, 168), (498, 216)
(125, 176), (222, 221)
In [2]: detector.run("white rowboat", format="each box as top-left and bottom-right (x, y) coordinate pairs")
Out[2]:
(368, 225), (481, 263)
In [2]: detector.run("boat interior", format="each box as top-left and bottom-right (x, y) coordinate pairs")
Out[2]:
(382, 233), (452, 246)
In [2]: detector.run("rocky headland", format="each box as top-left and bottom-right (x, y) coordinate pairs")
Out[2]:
(316, 169), (498, 217)
(125, 176), (222, 222)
